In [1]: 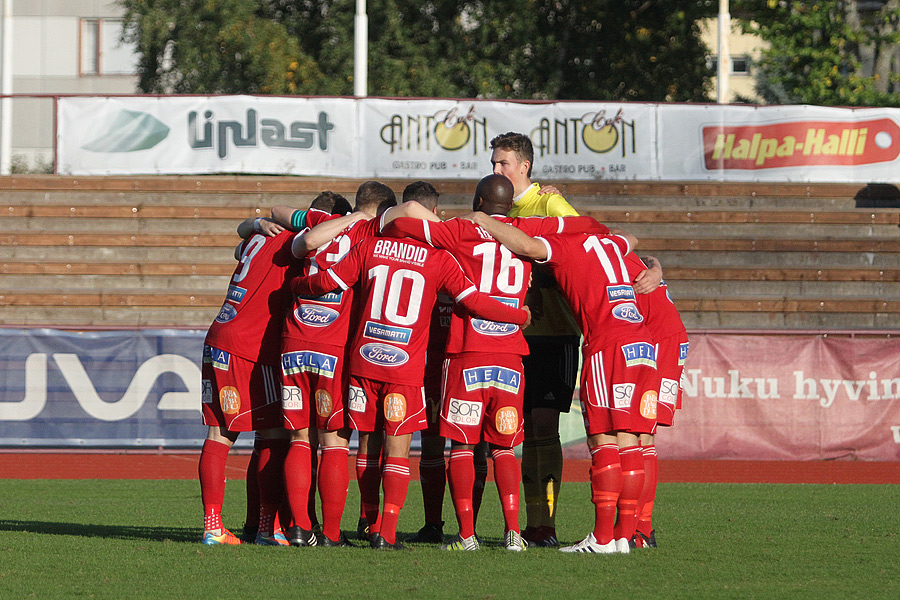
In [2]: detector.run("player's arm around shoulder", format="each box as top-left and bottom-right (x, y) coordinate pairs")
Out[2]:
(534, 183), (579, 217)
(633, 254), (662, 294)
(436, 250), (531, 327)
(237, 216), (285, 239)
(292, 211), (369, 258)
(470, 212), (548, 261)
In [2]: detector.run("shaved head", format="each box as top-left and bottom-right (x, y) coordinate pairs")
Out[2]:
(473, 174), (515, 215)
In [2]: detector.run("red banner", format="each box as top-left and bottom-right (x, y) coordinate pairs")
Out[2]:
(656, 333), (900, 461)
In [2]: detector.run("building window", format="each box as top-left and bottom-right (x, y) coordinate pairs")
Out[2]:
(80, 19), (137, 76)
(707, 55), (751, 76)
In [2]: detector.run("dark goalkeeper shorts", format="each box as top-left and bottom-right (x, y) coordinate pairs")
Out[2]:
(522, 335), (580, 413)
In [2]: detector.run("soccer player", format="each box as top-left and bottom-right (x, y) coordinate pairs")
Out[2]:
(626, 253), (689, 549)
(291, 232), (531, 550)
(490, 131), (581, 547)
(394, 181), (454, 545)
(200, 217), (302, 546)
(278, 191), (371, 547)
(278, 182), (397, 547)
(468, 212), (660, 554)
(383, 174), (610, 551)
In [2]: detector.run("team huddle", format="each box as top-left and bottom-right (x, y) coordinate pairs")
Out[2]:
(198, 133), (689, 553)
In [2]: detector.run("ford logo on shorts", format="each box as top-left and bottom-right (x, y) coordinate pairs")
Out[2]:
(296, 304), (340, 327)
(612, 302), (644, 323)
(360, 343), (409, 367)
(471, 319), (518, 336)
(215, 303), (238, 323)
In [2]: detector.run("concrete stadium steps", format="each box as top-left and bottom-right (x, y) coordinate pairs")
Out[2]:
(1, 175), (899, 329)
(1, 275), (226, 292)
(650, 250), (898, 268)
(0, 245), (237, 263)
(0, 305), (219, 328)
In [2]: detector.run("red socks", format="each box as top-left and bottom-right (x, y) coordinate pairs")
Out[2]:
(284, 440), (312, 529)
(319, 446), (350, 541)
(491, 448), (521, 533)
(589, 444), (622, 545)
(637, 444), (658, 535)
(199, 438), (231, 531)
(256, 438), (288, 535)
(356, 452), (381, 529)
(614, 445), (645, 542)
(377, 457), (410, 545)
(447, 449), (476, 539)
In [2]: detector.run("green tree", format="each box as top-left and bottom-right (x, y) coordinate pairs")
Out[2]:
(524, 0), (716, 101)
(735, 0), (900, 106)
(120, 0), (329, 94)
(121, 0), (717, 102)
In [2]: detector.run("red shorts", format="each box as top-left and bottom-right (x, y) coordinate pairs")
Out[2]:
(346, 376), (427, 436)
(655, 333), (689, 427)
(578, 340), (660, 436)
(280, 343), (346, 431)
(439, 353), (525, 448)
(422, 351), (445, 439)
(201, 345), (282, 432)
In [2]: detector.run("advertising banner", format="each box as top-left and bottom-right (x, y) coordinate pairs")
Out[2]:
(657, 103), (900, 182)
(361, 98), (655, 180)
(654, 333), (900, 461)
(58, 95), (900, 182)
(2, 329), (898, 458)
(0, 328), (220, 448)
(57, 95), (358, 176)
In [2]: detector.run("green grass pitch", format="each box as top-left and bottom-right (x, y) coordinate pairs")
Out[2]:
(0, 480), (897, 599)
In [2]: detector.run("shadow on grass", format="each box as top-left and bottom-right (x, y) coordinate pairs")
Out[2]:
(0, 519), (197, 543)
(0, 521), (510, 548)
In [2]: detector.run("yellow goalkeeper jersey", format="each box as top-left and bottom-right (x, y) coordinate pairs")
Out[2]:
(507, 183), (581, 338)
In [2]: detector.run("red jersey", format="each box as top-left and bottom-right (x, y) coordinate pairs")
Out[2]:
(293, 236), (528, 386)
(281, 215), (382, 350)
(205, 229), (299, 365)
(382, 215), (607, 356)
(537, 232), (654, 353)
(502, 215), (608, 237)
(624, 253), (687, 342)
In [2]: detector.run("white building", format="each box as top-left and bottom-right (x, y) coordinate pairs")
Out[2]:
(5, 0), (139, 171)
(699, 16), (768, 105)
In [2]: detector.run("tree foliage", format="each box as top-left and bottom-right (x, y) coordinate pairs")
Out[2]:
(119, 0), (717, 101)
(735, 0), (900, 106)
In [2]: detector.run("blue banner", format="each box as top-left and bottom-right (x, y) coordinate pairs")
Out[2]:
(0, 328), (247, 448)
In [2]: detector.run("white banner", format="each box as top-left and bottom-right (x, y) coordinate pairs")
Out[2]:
(57, 95), (358, 176)
(362, 98), (655, 180)
(57, 96), (900, 182)
(658, 103), (900, 182)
